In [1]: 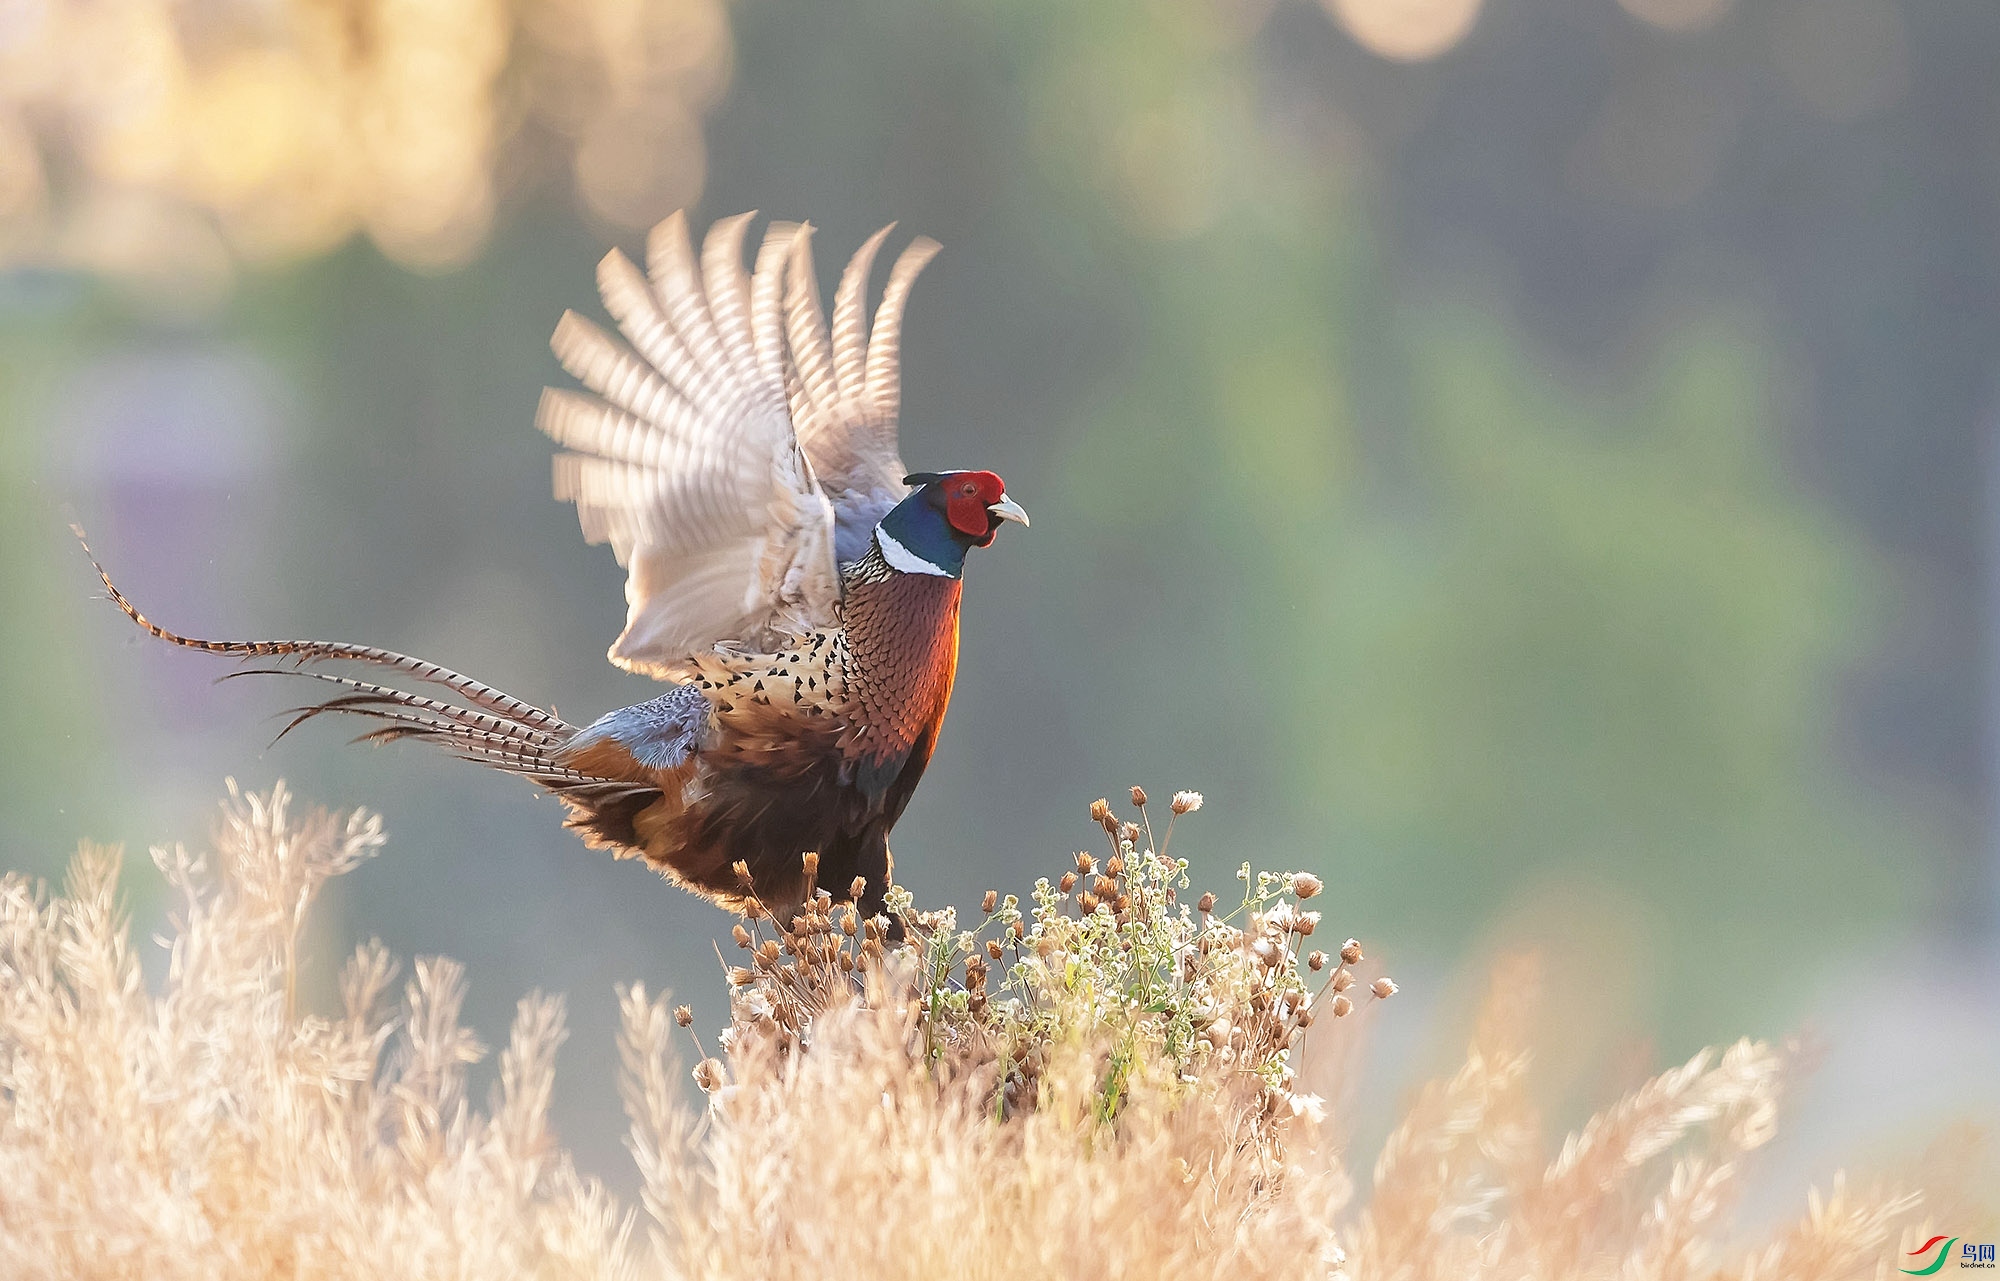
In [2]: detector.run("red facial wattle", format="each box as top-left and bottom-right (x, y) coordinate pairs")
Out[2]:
(943, 471), (1007, 542)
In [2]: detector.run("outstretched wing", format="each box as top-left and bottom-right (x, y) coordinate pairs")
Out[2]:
(541, 211), (943, 678)
(539, 211), (840, 676)
(780, 224), (941, 566)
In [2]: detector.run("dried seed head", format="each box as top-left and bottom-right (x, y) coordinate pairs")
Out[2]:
(1372, 977), (1399, 999)
(850, 876), (869, 902)
(801, 850), (819, 881)
(731, 860), (754, 889)
(841, 912), (858, 937)
(1294, 915), (1315, 937)
(673, 1004), (693, 1028)
(1059, 872), (1078, 893)
(1340, 938), (1364, 966)
(1074, 852), (1096, 875)
(729, 967), (754, 986)
(986, 939), (1004, 961)
(1198, 892), (1217, 914)
(1307, 950), (1327, 972)
(1078, 892), (1100, 913)
(1130, 785), (1148, 807)
(1170, 790), (1203, 815)
(1094, 875), (1117, 898)
(1089, 798), (1113, 825)
(1331, 994), (1353, 1017)
(1291, 872), (1323, 899)
(758, 940), (781, 963)
(981, 889), (998, 913)
(693, 1058), (725, 1092)
(1010, 920), (1025, 940)
(731, 924), (751, 949)
(1105, 855), (1124, 877)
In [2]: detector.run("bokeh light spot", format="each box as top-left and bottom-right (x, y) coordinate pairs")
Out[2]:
(1321, 0), (1484, 63)
(1617, 0), (1734, 35)
(0, 0), (734, 292)
(576, 100), (707, 232)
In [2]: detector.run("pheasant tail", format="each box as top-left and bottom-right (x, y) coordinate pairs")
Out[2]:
(74, 528), (663, 852)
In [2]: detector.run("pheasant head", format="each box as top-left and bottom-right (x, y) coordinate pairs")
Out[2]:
(874, 471), (1029, 578)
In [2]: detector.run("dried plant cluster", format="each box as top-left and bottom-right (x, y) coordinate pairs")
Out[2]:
(0, 783), (1951, 1280)
(699, 787), (1388, 1161)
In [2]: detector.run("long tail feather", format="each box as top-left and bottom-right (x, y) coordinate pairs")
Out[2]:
(74, 525), (570, 735)
(227, 669), (570, 750)
(281, 697), (556, 758)
(78, 528), (673, 858)
(73, 527), (676, 836)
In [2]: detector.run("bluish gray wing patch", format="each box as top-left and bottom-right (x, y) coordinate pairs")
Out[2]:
(572, 683), (710, 770)
(831, 488), (900, 569)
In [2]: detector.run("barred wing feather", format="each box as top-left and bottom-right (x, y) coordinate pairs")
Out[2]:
(540, 210), (942, 676)
(782, 223), (941, 566)
(540, 211), (837, 675)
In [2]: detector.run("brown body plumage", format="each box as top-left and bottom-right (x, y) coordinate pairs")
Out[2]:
(559, 543), (964, 911)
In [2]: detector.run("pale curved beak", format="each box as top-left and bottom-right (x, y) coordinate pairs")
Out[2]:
(987, 495), (1030, 528)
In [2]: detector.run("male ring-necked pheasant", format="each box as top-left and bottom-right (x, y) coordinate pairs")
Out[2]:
(85, 210), (1027, 921)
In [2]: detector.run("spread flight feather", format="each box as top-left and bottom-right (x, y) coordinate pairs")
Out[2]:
(537, 212), (937, 673)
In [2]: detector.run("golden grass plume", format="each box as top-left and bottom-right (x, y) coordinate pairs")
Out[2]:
(0, 783), (1958, 1279)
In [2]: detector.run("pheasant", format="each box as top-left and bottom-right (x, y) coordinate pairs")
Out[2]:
(85, 210), (1027, 922)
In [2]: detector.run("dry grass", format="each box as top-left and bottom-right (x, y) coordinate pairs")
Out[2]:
(0, 783), (1956, 1280)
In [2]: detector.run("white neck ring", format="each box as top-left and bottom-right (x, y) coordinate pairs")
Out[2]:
(875, 526), (954, 577)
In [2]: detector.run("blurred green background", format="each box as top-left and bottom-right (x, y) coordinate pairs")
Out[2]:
(4, 0), (1995, 1187)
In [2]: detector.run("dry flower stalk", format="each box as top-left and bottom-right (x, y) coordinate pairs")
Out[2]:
(0, 782), (1942, 1280)
(690, 789), (1387, 1164)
